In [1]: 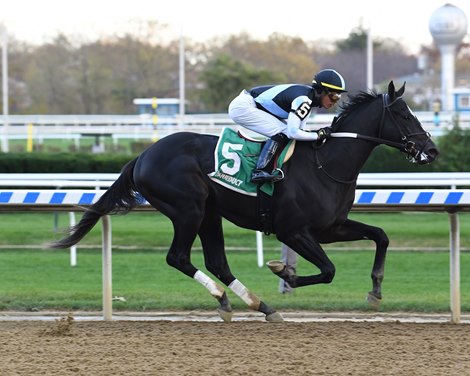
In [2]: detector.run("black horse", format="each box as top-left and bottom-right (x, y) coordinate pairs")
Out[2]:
(50, 81), (438, 322)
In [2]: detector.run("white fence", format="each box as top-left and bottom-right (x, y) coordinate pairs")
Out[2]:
(0, 173), (118, 188)
(2, 111), (469, 129)
(0, 111), (469, 151)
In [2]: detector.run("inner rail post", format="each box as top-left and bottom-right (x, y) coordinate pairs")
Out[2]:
(448, 211), (460, 324)
(102, 215), (112, 321)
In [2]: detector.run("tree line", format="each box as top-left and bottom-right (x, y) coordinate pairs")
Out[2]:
(3, 21), (470, 115)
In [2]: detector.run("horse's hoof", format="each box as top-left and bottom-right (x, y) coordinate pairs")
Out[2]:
(217, 308), (233, 323)
(266, 260), (285, 274)
(265, 311), (284, 322)
(366, 292), (381, 310)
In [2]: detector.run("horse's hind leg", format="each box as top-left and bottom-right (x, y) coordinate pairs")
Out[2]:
(165, 219), (234, 318)
(153, 200), (229, 319)
(134, 152), (233, 318)
(198, 209), (283, 323)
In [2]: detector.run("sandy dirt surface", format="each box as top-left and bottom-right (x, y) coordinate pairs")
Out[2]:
(1, 314), (470, 376)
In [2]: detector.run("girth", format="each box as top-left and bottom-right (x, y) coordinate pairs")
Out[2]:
(256, 187), (273, 235)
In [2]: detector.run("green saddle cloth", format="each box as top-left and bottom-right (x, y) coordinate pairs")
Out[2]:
(208, 128), (292, 196)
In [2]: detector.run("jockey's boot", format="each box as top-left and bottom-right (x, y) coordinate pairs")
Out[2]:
(251, 133), (289, 184)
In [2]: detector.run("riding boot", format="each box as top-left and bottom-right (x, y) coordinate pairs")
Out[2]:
(251, 133), (289, 183)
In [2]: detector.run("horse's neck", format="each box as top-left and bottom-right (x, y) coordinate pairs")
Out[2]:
(332, 108), (383, 171)
(317, 140), (375, 181)
(295, 101), (382, 182)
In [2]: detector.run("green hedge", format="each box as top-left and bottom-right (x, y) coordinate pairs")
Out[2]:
(0, 149), (439, 173)
(362, 145), (438, 172)
(363, 125), (470, 173)
(0, 152), (135, 173)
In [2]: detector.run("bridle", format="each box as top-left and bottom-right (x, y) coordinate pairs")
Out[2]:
(330, 94), (431, 161)
(314, 93), (432, 184)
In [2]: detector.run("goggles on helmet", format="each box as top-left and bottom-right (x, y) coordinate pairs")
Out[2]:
(327, 91), (342, 103)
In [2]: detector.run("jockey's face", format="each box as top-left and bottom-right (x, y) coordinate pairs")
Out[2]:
(321, 91), (341, 109)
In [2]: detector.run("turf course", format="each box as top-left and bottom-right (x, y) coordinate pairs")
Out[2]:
(0, 211), (468, 313)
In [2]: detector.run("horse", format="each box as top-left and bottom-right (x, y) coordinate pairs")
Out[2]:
(50, 81), (439, 322)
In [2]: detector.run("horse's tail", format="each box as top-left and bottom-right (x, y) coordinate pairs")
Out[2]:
(48, 158), (140, 249)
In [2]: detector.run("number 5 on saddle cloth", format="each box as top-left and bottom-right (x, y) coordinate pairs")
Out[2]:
(209, 127), (294, 197)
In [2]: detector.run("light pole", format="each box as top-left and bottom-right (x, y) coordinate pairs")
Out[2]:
(366, 26), (373, 91)
(1, 24), (9, 152)
(179, 25), (185, 120)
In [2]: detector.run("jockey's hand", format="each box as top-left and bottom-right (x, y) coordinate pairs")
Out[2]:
(317, 127), (333, 140)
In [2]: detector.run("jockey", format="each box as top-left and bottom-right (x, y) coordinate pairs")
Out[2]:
(228, 69), (347, 183)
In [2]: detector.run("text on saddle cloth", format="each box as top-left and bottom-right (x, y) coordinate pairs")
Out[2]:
(208, 127), (294, 196)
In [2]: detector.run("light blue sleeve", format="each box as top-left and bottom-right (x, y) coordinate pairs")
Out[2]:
(286, 96), (319, 141)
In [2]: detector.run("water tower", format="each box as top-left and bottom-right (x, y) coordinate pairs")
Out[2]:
(429, 3), (468, 111)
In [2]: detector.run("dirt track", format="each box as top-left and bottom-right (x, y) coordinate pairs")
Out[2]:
(1, 316), (470, 376)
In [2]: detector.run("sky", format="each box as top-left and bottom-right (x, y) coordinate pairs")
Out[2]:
(1, 0), (469, 54)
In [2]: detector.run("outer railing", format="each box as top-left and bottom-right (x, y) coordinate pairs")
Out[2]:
(1, 111), (468, 128)
(0, 111), (468, 150)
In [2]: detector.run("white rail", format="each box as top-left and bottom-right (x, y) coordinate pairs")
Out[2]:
(1, 112), (469, 128)
(0, 172), (469, 189)
(0, 173), (118, 188)
(0, 111), (469, 149)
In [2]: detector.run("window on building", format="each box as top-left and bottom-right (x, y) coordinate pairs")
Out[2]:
(459, 95), (470, 109)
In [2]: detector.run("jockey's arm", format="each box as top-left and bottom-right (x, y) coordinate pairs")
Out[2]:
(285, 96), (320, 141)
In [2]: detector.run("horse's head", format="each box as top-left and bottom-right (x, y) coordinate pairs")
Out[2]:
(380, 81), (439, 164)
(336, 82), (439, 165)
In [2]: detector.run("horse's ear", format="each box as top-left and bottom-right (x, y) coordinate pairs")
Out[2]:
(396, 82), (406, 97)
(388, 81), (396, 100)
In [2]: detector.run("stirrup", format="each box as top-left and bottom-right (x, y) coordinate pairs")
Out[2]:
(271, 168), (284, 182)
(251, 168), (284, 184)
(251, 170), (274, 183)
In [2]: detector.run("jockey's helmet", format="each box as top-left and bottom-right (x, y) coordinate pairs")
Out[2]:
(312, 69), (347, 94)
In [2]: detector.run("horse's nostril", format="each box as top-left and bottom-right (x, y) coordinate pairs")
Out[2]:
(429, 148), (439, 158)
(421, 147), (439, 164)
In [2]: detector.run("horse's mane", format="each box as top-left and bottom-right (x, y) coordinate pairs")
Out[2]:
(338, 90), (379, 118)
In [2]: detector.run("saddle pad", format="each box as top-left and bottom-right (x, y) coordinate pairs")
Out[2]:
(208, 127), (293, 196)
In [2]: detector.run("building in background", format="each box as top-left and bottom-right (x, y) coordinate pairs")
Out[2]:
(453, 88), (470, 112)
(133, 98), (183, 117)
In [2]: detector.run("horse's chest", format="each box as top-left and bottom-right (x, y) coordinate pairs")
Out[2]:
(309, 186), (354, 224)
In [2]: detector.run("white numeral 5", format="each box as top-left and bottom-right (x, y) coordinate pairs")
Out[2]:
(221, 143), (243, 175)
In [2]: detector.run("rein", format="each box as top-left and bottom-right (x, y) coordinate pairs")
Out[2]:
(330, 132), (406, 150)
(313, 147), (357, 184)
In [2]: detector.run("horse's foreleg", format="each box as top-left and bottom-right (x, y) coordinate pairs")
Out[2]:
(339, 220), (389, 305)
(367, 226), (389, 307)
(273, 229), (336, 288)
(267, 258), (335, 288)
(316, 219), (389, 309)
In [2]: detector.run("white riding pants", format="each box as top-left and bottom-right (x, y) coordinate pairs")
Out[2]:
(228, 90), (287, 138)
